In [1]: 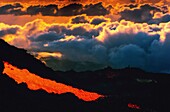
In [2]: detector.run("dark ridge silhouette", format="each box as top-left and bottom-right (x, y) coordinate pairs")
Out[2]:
(0, 59), (4, 73)
(1, 39), (170, 112)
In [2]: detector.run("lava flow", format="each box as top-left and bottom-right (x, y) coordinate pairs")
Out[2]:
(3, 62), (103, 101)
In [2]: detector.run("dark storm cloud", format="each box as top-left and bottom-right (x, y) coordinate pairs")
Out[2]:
(57, 3), (83, 16)
(148, 13), (170, 24)
(71, 15), (89, 24)
(29, 31), (63, 42)
(0, 24), (20, 37)
(70, 15), (110, 25)
(42, 20), (100, 39)
(147, 35), (170, 73)
(1, 2), (169, 20)
(124, 4), (138, 8)
(119, 4), (168, 23)
(109, 44), (147, 69)
(27, 4), (58, 16)
(80, 2), (110, 16)
(90, 17), (109, 25)
(0, 27), (19, 37)
(45, 2), (110, 16)
(0, 2), (110, 16)
(0, 3), (25, 15)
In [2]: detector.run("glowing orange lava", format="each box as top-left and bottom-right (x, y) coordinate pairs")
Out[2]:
(3, 62), (103, 102)
(128, 103), (141, 109)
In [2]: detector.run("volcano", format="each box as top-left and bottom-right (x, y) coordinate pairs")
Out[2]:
(0, 39), (170, 112)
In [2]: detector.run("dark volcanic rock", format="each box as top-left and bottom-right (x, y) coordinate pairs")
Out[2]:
(1, 39), (170, 112)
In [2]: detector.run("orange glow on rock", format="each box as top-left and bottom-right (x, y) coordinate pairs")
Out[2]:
(3, 62), (103, 102)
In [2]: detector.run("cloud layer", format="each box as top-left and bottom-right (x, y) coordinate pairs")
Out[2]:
(1, 14), (170, 73)
(119, 4), (168, 23)
(1, 2), (170, 24)
(0, 2), (110, 16)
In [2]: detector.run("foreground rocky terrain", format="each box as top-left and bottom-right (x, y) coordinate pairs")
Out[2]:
(0, 39), (170, 112)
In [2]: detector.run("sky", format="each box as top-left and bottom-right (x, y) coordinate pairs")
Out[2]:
(1, 0), (170, 73)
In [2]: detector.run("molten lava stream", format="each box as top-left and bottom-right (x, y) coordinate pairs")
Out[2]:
(3, 62), (103, 101)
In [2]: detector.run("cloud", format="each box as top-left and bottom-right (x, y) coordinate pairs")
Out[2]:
(2, 15), (170, 73)
(26, 4), (58, 16)
(57, 3), (83, 16)
(119, 4), (168, 23)
(70, 15), (110, 25)
(148, 12), (170, 24)
(90, 16), (110, 25)
(34, 52), (62, 59)
(0, 2), (110, 16)
(0, 3), (25, 15)
(109, 44), (146, 69)
(79, 2), (110, 16)
(0, 24), (20, 37)
(71, 15), (89, 24)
